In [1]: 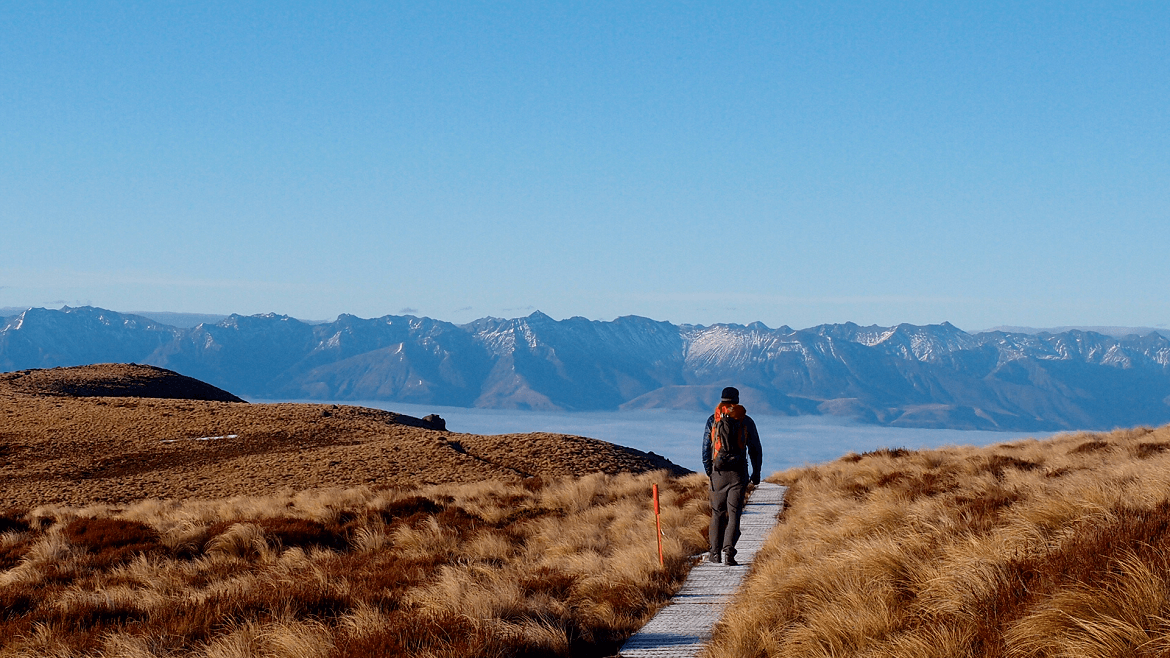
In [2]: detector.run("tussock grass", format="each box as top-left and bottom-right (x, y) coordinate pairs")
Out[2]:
(706, 425), (1170, 658)
(0, 471), (708, 657)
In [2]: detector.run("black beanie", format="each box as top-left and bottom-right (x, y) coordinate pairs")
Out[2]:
(720, 386), (740, 403)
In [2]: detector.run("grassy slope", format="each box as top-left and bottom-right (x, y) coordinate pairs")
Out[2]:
(708, 425), (1170, 658)
(0, 471), (709, 658)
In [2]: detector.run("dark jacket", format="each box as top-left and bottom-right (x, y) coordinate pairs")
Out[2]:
(702, 412), (762, 479)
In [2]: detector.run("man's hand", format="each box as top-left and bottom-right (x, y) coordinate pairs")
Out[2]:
(750, 471), (760, 486)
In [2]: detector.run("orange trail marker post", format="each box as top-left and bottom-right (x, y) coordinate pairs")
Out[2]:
(653, 483), (664, 566)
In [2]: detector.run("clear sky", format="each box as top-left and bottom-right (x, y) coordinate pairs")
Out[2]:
(2, 2), (1167, 330)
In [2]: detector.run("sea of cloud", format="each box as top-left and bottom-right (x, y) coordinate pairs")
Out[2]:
(302, 401), (1058, 476)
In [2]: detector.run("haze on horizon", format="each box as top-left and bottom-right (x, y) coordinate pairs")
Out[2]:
(2, 3), (1167, 331)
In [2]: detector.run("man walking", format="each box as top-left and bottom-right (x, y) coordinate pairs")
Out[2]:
(702, 386), (762, 566)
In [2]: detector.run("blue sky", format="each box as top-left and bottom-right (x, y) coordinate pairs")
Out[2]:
(2, 2), (1167, 330)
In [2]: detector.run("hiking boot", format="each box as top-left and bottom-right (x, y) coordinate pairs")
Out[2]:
(707, 551), (721, 564)
(724, 552), (739, 567)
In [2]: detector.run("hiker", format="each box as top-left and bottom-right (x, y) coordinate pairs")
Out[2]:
(702, 386), (762, 566)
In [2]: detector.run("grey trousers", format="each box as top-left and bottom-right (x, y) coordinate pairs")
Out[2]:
(709, 469), (748, 557)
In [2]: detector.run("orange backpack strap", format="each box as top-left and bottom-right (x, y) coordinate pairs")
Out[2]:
(711, 404), (724, 454)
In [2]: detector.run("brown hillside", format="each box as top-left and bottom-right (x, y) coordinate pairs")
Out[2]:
(0, 363), (245, 402)
(0, 365), (688, 507)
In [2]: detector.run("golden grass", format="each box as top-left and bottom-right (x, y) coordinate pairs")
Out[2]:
(0, 470), (709, 657)
(706, 425), (1170, 658)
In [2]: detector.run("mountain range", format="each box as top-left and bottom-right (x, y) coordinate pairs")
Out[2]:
(3, 306), (1170, 432)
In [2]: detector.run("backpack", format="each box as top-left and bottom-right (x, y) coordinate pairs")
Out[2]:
(711, 404), (748, 471)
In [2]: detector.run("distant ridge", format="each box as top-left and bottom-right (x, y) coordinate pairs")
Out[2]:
(129, 311), (331, 328)
(3, 306), (1170, 431)
(129, 311), (231, 328)
(984, 325), (1170, 339)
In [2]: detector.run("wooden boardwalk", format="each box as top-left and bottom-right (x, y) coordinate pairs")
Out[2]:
(619, 482), (786, 657)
